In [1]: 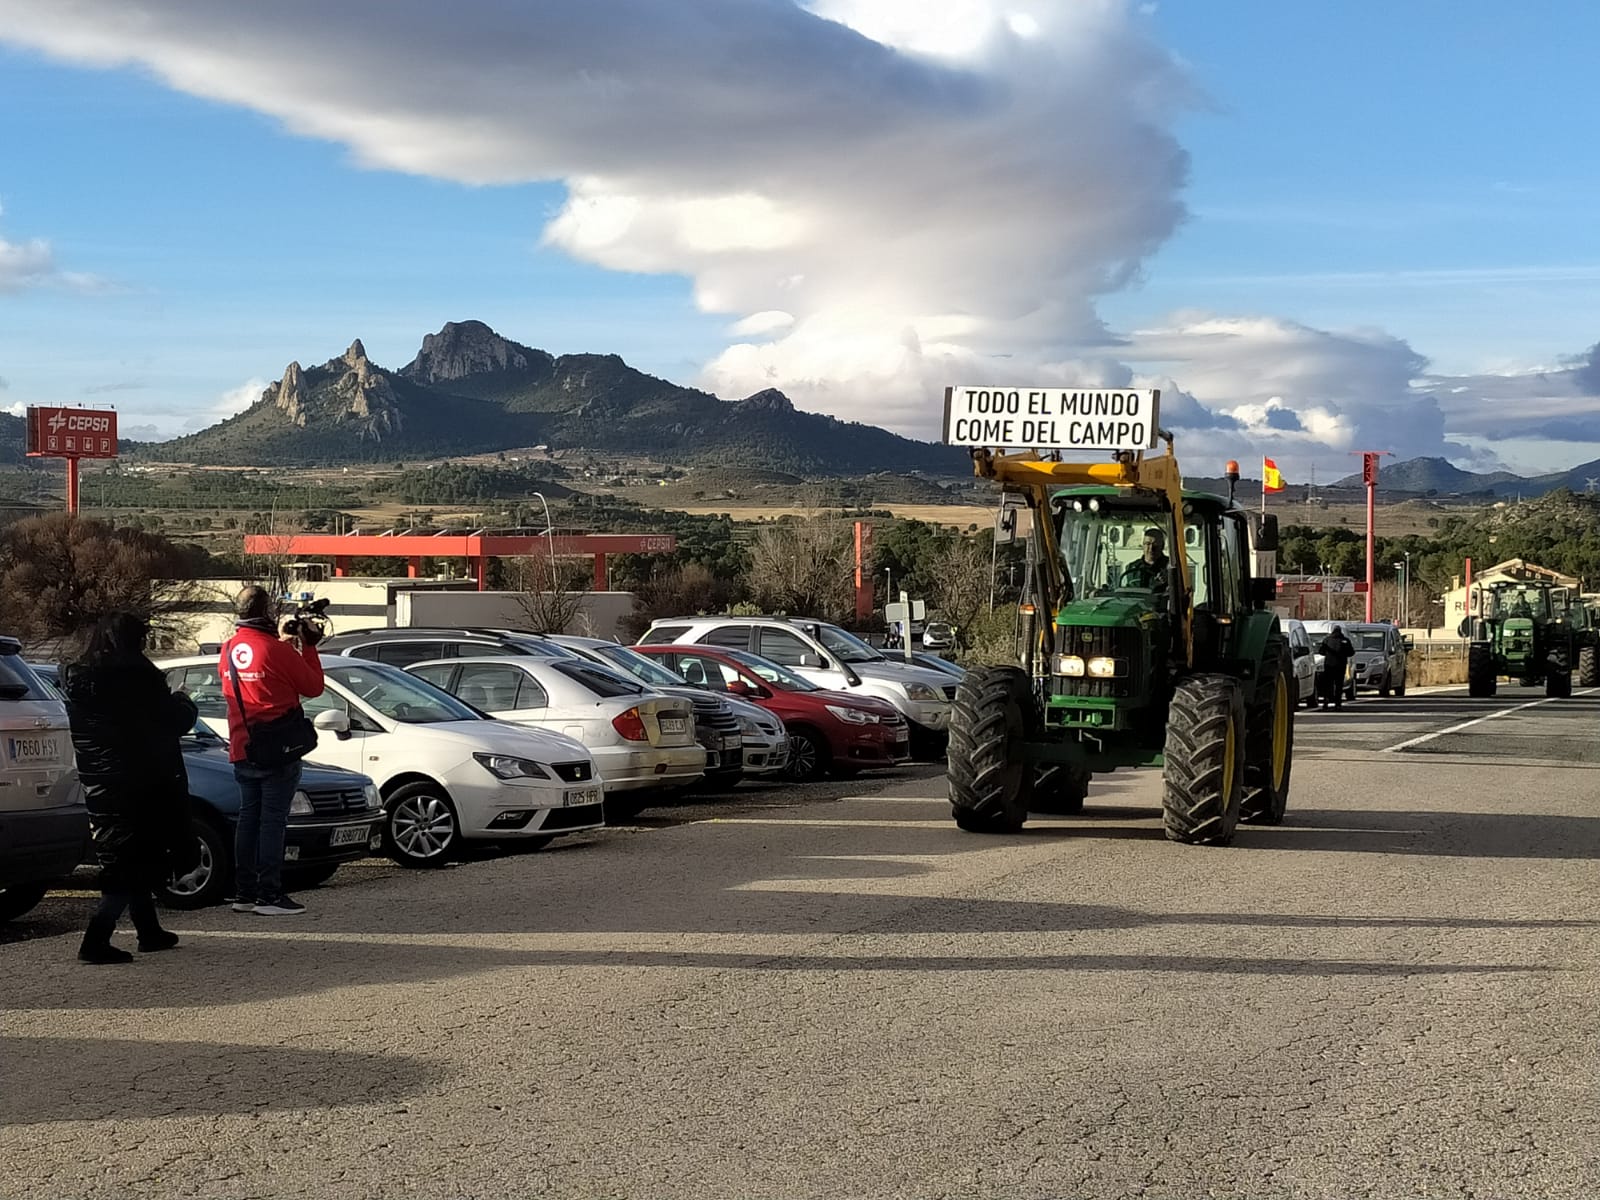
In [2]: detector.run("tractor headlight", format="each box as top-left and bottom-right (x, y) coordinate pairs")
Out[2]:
(1056, 655), (1086, 677)
(1086, 656), (1122, 679)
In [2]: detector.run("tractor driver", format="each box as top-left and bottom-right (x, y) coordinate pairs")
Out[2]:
(1119, 527), (1170, 591)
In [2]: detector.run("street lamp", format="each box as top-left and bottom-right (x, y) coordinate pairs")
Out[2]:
(1404, 551), (1411, 628)
(1393, 561), (1403, 624)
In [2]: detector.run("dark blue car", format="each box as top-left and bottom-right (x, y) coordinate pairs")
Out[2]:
(34, 664), (383, 909)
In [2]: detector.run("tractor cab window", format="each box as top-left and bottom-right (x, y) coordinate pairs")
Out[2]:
(1491, 586), (1548, 620)
(1053, 497), (1174, 599)
(1181, 519), (1212, 610)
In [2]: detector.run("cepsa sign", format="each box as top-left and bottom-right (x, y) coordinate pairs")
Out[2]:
(942, 387), (1160, 453)
(25, 406), (119, 459)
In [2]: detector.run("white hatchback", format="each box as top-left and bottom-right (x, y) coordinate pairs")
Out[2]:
(405, 655), (707, 796)
(159, 655), (604, 867)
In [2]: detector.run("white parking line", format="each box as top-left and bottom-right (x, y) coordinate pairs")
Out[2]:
(1383, 688), (1600, 752)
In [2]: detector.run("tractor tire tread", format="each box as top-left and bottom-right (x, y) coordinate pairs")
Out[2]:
(1161, 673), (1245, 845)
(947, 666), (1033, 834)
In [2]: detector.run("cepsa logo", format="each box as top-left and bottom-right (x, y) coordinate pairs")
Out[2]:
(26, 406), (119, 459)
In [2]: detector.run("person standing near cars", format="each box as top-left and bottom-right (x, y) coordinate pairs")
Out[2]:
(1319, 624), (1355, 710)
(222, 586), (324, 916)
(62, 612), (201, 964)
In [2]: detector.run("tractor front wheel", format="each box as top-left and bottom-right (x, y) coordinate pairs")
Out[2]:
(1579, 644), (1600, 688)
(948, 666), (1033, 834)
(1546, 666), (1572, 699)
(1242, 636), (1294, 826)
(1467, 643), (1497, 698)
(1161, 674), (1245, 846)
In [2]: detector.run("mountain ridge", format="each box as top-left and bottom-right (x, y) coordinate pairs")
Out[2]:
(136, 320), (970, 475)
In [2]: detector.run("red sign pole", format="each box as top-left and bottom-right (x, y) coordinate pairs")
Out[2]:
(66, 458), (80, 515)
(1353, 450), (1388, 622)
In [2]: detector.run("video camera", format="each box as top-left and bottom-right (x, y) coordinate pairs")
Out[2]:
(279, 594), (332, 644)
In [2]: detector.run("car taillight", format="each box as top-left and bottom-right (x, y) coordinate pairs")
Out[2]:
(612, 707), (648, 741)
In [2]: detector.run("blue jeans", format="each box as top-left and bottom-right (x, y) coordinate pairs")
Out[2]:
(233, 760), (303, 902)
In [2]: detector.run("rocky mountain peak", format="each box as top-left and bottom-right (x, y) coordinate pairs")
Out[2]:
(402, 320), (548, 384)
(736, 388), (795, 415)
(273, 361), (308, 427)
(343, 338), (369, 366)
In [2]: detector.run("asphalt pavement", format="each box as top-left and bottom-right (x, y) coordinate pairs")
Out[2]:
(4, 692), (1599, 1199)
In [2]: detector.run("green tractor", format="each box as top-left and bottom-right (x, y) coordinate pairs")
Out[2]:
(1465, 580), (1577, 698)
(944, 433), (1294, 845)
(1569, 596), (1600, 688)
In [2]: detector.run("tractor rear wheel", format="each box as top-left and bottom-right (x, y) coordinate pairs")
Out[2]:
(948, 666), (1033, 834)
(1546, 667), (1572, 698)
(1161, 674), (1245, 846)
(1242, 636), (1294, 826)
(1029, 764), (1090, 815)
(1467, 643), (1497, 697)
(1580, 645), (1600, 688)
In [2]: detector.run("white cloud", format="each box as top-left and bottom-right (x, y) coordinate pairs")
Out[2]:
(1, 401), (23, 418)
(0, 0), (1194, 435)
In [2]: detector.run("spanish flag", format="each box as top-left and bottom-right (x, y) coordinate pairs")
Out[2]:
(1263, 457), (1285, 493)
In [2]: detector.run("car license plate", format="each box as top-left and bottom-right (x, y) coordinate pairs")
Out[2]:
(564, 786), (602, 808)
(330, 824), (370, 847)
(7, 735), (61, 766)
(659, 716), (687, 734)
(283, 845), (301, 861)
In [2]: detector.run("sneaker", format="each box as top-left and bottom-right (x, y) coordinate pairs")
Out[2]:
(253, 895), (305, 916)
(229, 898), (256, 913)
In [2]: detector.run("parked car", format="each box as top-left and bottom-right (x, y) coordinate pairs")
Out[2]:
(405, 655), (707, 805)
(319, 626), (579, 668)
(637, 616), (955, 757)
(161, 719), (382, 908)
(1283, 620), (1319, 708)
(546, 636), (772, 784)
(0, 647), (87, 923)
(1342, 622), (1410, 696)
(921, 621), (958, 652)
(158, 654), (604, 867)
(634, 644), (910, 781)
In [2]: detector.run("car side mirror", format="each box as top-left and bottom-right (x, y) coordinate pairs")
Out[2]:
(313, 709), (352, 740)
(727, 679), (753, 696)
(1292, 645), (1310, 659)
(1403, 637), (1414, 651)
(798, 653), (825, 669)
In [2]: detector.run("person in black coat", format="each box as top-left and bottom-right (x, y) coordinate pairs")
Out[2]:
(61, 612), (201, 964)
(1319, 625), (1355, 710)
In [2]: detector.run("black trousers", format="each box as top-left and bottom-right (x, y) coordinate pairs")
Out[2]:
(84, 889), (163, 944)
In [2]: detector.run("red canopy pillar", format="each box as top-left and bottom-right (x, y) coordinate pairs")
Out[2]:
(593, 553), (608, 592)
(472, 556), (488, 591)
(407, 556), (422, 579)
(334, 556), (351, 578)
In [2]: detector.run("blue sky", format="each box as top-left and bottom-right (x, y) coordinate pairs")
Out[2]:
(1, 1), (1598, 476)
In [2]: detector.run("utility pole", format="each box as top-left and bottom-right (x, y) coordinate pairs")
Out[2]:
(1351, 450), (1391, 622)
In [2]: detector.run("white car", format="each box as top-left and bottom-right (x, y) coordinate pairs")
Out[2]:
(0, 645), (85, 923)
(404, 655), (707, 798)
(637, 616), (954, 756)
(547, 636), (790, 780)
(158, 655), (604, 867)
(1283, 619), (1319, 708)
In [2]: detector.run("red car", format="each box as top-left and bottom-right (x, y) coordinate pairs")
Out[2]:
(633, 645), (910, 781)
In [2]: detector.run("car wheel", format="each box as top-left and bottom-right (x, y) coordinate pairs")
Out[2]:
(160, 814), (232, 909)
(0, 882), (49, 923)
(383, 783), (461, 868)
(785, 728), (830, 782)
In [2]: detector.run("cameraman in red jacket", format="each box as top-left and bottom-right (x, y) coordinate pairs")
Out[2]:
(220, 586), (325, 916)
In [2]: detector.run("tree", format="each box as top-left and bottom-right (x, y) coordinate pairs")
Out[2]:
(0, 513), (215, 650)
(748, 512), (857, 621)
(924, 533), (992, 649)
(505, 553), (591, 634)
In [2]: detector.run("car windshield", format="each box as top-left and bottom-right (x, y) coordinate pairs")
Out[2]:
(1350, 631), (1388, 652)
(1053, 498), (1174, 599)
(718, 648), (821, 691)
(589, 643), (686, 688)
(806, 623), (883, 664)
(326, 661), (480, 724)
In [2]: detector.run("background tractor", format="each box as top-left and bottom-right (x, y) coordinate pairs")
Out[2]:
(944, 430), (1294, 846)
(1465, 580), (1577, 698)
